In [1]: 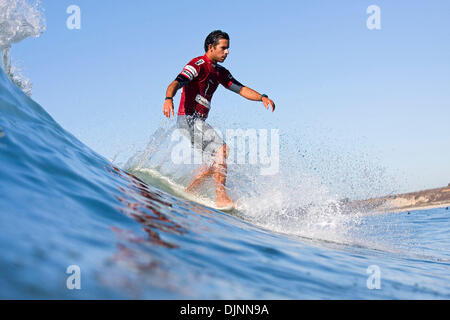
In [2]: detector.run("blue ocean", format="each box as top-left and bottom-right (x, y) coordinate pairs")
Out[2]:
(1, 1), (449, 300)
(1, 62), (450, 299)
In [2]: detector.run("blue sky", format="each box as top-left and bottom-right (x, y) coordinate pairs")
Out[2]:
(10, 0), (450, 193)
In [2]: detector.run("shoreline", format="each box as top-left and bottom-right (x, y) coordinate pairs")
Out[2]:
(372, 201), (450, 214)
(346, 186), (450, 214)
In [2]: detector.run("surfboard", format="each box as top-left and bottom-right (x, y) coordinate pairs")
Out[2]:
(131, 168), (236, 212)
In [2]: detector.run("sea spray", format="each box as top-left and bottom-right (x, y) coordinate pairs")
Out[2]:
(227, 127), (406, 248)
(1, 50), (33, 96)
(0, 0), (46, 50)
(0, 0), (46, 95)
(124, 119), (408, 252)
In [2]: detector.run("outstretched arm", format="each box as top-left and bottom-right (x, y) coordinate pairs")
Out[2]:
(220, 68), (276, 112)
(239, 86), (276, 112)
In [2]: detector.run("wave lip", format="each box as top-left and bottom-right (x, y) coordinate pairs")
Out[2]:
(0, 0), (46, 50)
(1, 0), (46, 95)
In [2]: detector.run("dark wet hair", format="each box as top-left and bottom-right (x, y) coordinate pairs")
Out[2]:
(204, 30), (229, 52)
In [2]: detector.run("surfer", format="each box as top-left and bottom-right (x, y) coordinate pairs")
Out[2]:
(163, 30), (276, 209)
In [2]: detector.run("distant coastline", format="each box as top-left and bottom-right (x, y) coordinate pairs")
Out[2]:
(346, 185), (450, 214)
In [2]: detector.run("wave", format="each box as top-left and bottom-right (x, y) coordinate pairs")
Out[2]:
(1, 3), (449, 299)
(0, 0), (401, 251)
(0, 0), (46, 95)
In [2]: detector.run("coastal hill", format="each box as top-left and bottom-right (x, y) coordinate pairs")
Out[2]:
(346, 185), (450, 214)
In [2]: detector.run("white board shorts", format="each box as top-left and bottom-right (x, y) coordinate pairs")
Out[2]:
(176, 115), (225, 159)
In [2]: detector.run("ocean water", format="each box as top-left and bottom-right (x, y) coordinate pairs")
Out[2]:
(1, 63), (450, 299)
(1, 1), (449, 300)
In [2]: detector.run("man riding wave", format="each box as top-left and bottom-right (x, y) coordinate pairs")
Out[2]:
(163, 30), (275, 209)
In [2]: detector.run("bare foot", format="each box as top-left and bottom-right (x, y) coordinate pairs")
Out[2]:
(216, 194), (236, 209)
(185, 186), (201, 197)
(186, 184), (197, 194)
(186, 167), (212, 193)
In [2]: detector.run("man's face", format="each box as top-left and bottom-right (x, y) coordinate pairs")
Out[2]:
(209, 39), (229, 63)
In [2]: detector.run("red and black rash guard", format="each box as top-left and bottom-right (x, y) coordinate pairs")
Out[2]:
(175, 54), (243, 119)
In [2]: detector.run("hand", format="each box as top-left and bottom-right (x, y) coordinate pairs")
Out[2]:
(262, 96), (276, 112)
(163, 99), (174, 118)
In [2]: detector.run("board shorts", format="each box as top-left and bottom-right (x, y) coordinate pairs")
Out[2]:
(176, 115), (225, 160)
